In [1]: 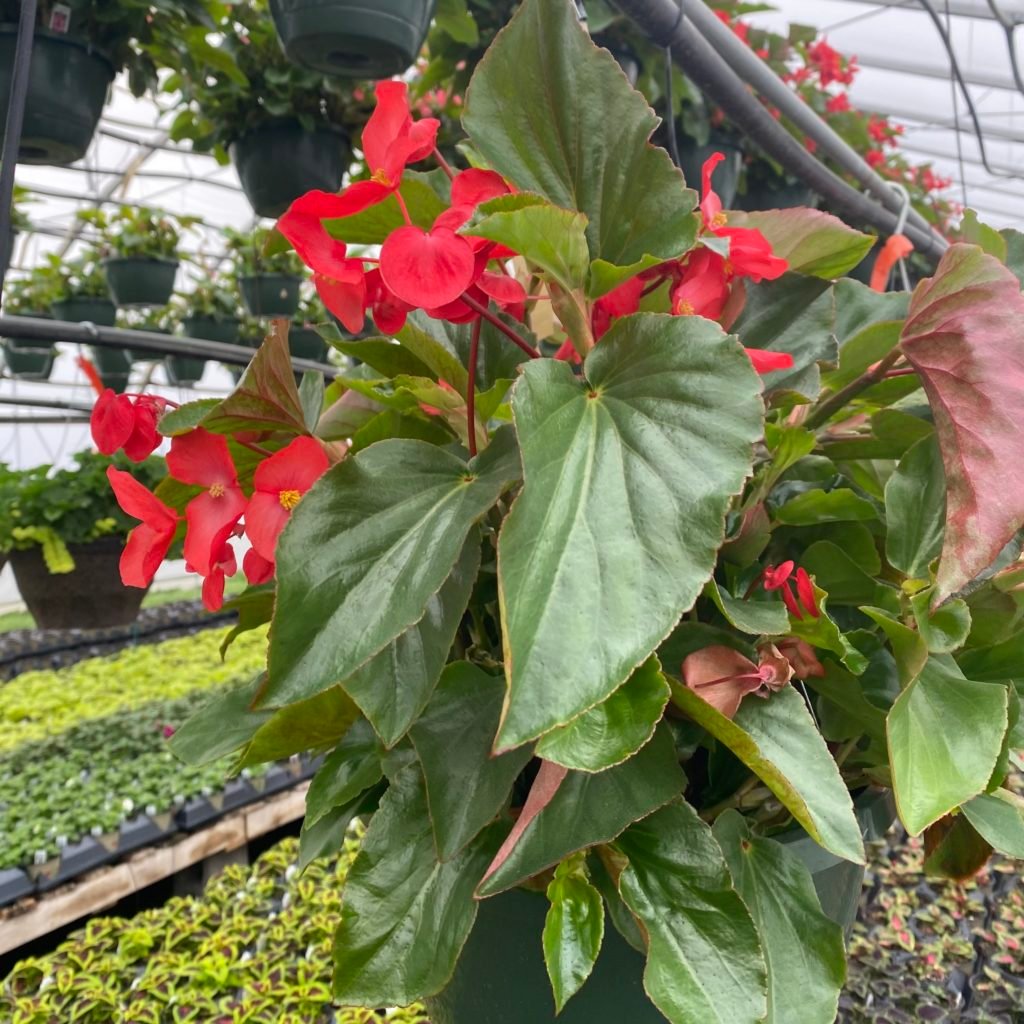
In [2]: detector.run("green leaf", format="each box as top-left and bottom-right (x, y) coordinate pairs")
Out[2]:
(434, 0), (479, 44)
(1001, 227), (1024, 286)
(462, 0), (697, 293)
(958, 631), (1024, 680)
(201, 321), (308, 436)
(804, 662), (887, 746)
(774, 489), (878, 526)
(158, 398), (220, 436)
(264, 429), (520, 708)
(298, 371), (325, 431)
(669, 684), (865, 862)
(342, 533), (480, 748)
(496, 313), (762, 751)
(887, 656), (1009, 834)
(466, 193), (590, 291)
(168, 675), (269, 766)
(349, 408), (452, 454)
(305, 719), (384, 828)
(327, 334), (434, 379)
(535, 657), (669, 772)
(885, 435), (945, 580)
(960, 209), (1007, 260)
(218, 585), (275, 659)
(477, 725), (686, 896)
(922, 813), (993, 880)
(910, 589), (971, 654)
(862, 607), (927, 688)
(801, 541), (885, 607)
(726, 208), (873, 279)
(395, 314), (471, 395)
(961, 789), (1024, 858)
(333, 766), (502, 1005)
(542, 858), (605, 1013)
(410, 662), (535, 861)
(789, 579), (868, 675)
(704, 578), (789, 636)
(615, 800), (767, 1024)
(713, 811), (846, 1024)
(299, 792), (371, 871)
(324, 175), (447, 245)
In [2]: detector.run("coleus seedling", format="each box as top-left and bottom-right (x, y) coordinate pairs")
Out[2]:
(91, 0), (1024, 1019)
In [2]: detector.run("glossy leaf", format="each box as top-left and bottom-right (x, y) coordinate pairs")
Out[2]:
(774, 489), (878, 526)
(801, 541), (885, 607)
(885, 435), (945, 580)
(169, 675), (270, 766)
(299, 784), (383, 871)
(264, 429), (520, 708)
(910, 589), (972, 654)
(899, 244), (1024, 603)
(219, 586), (275, 658)
(714, 811), (846, 1024)
(333, 766), (502, 1005)
(727, 208), (873, 279)
(410, 662), (534, 860)
(922, 813), (993, 880)
(463, 0), (697, 294)
(961, 789), (1024, 858)
(788, 579), (868, 675)
(305, 719), (384, 828)
(704, 578), (789, 636)
(478, 725), (686, 896)
(496, 313), (763, 751)
(616, 800), (767, 1024)
(342, 533), (480, 748)
(958, 631), (1024, 680)
(158, 398), (220, 436)
(327, 333), (434, 380)
(535, 657), (670, 772)
(862, 607), (927, 688)
(887, 656), (1009, 834)
(670, 683), (865, 863)
(543, 858), (605, 1013)
(395, 315), (470, 395)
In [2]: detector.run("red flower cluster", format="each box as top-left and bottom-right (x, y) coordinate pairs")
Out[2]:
(805, 39), (857, 87)
(102, 424), (330, 611)
(91, 390), (170, 462)
(760, 560), (820, 620)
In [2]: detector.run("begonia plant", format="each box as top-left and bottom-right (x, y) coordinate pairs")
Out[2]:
(93, 1), (1024, 1020)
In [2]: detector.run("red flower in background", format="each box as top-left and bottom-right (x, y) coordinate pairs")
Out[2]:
(671, 248), (730, 320)
(759, 561), (820, 619)
(107, 467), (179, 588)
(826, 93), (851, 114)
(91, 390), (169, 462)
(167, 429), (247, 579)
(245, 436), (330, 563)
(745, 349), (794, 374)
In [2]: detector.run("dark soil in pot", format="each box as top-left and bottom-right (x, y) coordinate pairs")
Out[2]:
(51, 296), (117, 326)
(229, 121), (349, 219)
(10, 537), (148, 630)
(239, 274), (302, 317)
(103, 258), (179, 307)
(0, 27), (114, 166)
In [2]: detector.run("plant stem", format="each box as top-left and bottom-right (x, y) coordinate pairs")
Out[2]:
(433, 147), (456, 181)
(467, 317), (481, 457)
(462, 294), (541, 358)
(234, 437), (274, 458)
(803, 350), (903, 430)
(393, 188), (413, 227)
(700, 777), (768, 823)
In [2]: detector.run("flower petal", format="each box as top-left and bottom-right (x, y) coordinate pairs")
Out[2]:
(106, 466), (177, 530)
(168, 428), (238, 488)
(254, 436), (330, 495)
(122, 402), (161, 462)
(745, 348), (794, 374)
(450, 168), (510, 209)
(315, 268), (367, 335)
(244, 490), (292, 562)
(91, 390), (134, 455)
(243, 547), (275, 586)
(700, 152), (726, 225)
(380, 225), (476, 308)
(363, 80), (414, 173)
(120, 522), (175, 589)
(183, 487), (247, 577)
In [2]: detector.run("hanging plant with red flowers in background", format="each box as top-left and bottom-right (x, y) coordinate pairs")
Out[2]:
(90, 1), (1024, 1020)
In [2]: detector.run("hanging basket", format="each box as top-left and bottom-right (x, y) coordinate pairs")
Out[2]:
(268, 0), (435, 77)
(9, 537), (148, 630)
(51, 295), (117, 326)
(1, 336), (56, 380)
(182, 315), (242, 346)
(89, 347), (132, 393)
(103, 257), (179, 308)
(164, 354), (207, 387)
(239, 274), (302, 317)
(0, 27), (114, 166)
(289, 326), (328, 364)
(737, 180), (819, 212)
(229, 121), (350, 219)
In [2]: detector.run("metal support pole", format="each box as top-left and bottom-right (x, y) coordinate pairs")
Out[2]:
(0, 0), (38, 294)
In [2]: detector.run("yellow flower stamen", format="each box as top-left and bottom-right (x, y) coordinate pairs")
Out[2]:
(209, 483), (226, 498)
(371, 169), (392, 187)
(278, 489), (302, 511)
(675, 299), (695, 316)
(711, 211), (728, 229)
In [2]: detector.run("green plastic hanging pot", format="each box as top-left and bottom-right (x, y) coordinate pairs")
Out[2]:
(89, 346), (131, 393)
(425, 789), (894, 1024)
(51, 295), (117, 326)
(0, 27), (114, 166)
(239, 274), (302, 317)
(229, 121), (350, 219)
(183, 315), (242, 346)
(677, 134), (744, 209)
(103, 257), (179, 307)
(289, 326), (328, 364)
(268, 0), (435, 77)
(164, 354), (207, 387)
(1, 332), (56, 380)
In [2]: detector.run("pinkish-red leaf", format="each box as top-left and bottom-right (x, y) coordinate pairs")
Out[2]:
(900, 244), (1024, 604)
(479, 759), (568, 888)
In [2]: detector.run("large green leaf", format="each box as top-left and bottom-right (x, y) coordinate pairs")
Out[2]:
(773, 489), (878, 526)
(727, 208), (873, 280)
(333, 766), (502, 1005)
(462, 0), (697, 295)
(704, 579), (789, 636)
(670, 683), (865, 863)
(615, 800), (767, 1024)
(899, 244), (1024, 603)
(477, 725), (685, 896)
(168, 675), (269, 766)
(410, 662), (534, 861)
(263, 429), (520, 708)
(961, 789), (1024, 858)
(496, 313), (762, 751)
(887, 656), (1009, 834)
(885, 435), (945, 580)
(534, 657), (669, 772)
(714, 811), (846, 1024)
(304, 719), (384, 828)
(958, 631), (1024, 680)
(342, 533), (480, 748)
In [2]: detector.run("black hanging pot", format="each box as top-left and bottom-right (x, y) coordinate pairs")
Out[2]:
(288, 325), (328, 364)
(51, 295), (117, 326)
(164, 353), (207, 387)
(425, 789), (894, 1024)
(0, 27), (114, 166)
(268, 0), (435, 77)
(1, 331), (56, 380)
(229, 121), (349, 219)
(239, 274), (302, 317)
(182, 315), (242, 346)
(103, 258), (179, 307)
(9, 537), (147, 629)
(89, 346), (132, 392)
(737, 180), (819, 212)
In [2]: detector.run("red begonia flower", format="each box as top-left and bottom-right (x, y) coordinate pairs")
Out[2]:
(776, 637), (826, 678)
(762, 561), (795, 591)
(672, 249), (730, 320)
(744, 349), (795, 374)
(870, 234), (914, 292)
(365, 268), (414, 334)
(243, 547), (275, 586)
(277, 190), (359, 280)
(107, 466), (179, 588)
(794, 567), (820, 618)
(592, 275), (645, 339)
(167, 429), (247, 578)
(91, 390), (134, 455)
(315, 266), (368, 334)
(245, 436), (330, 562)
(553, 339), (582, 364)
(451, 168), (511, 208)
(202, 541), (237, 613)
(122, 396), (166, 462)
(700, 153), (728, 230)
(380, 225), (476, 308)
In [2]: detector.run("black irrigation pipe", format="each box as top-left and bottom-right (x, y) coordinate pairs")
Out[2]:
(0, 315), (338, 375)
(612, 0), (950, 264)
